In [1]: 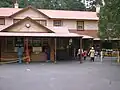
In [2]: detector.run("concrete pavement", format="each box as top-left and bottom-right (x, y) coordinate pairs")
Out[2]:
(0, 57), (120, 90)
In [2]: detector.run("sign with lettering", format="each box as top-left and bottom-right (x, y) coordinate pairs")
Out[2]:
(33, 47), (42, 52)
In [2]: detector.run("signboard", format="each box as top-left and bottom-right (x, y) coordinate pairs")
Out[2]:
(33, 47), (42, 52)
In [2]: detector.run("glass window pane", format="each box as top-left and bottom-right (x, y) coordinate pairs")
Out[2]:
(77, 21), (84, 30)
(0, 18), (5, 25)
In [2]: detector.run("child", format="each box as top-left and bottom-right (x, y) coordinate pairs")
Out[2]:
(83, 50), (87, 60)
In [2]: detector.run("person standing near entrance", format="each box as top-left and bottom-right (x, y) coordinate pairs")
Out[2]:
(44, 47), (50, 62)
(77, 49), (83, 63)
(17, 46), (24, 64)
(88, 47), (95, 62)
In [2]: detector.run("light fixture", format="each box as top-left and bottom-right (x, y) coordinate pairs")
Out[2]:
(69, 38), (72, 43)
(69, 38), (72, 45)
(25, 23), (31, 28)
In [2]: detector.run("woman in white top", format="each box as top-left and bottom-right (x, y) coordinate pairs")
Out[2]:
(77, 49), (83, 63)
(88, 47), (95, 62)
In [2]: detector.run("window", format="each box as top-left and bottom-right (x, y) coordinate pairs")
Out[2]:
(77, 21), (84, 30)
(13, 19), (21, 23)
(36, 20), (47, 26)
(0, 18), (5, 25)
(4, 37), (14, 52)
(53, 20), (62, 26)
(15, 37), (24, 47)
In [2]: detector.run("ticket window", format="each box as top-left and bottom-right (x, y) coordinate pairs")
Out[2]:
(32, 39), (42, 53)
(32, 38), (49, 53)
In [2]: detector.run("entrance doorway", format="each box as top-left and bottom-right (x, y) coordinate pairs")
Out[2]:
(56, 37), (80, 61)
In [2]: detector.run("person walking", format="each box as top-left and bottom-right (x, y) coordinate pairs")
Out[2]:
(83, 50), (87, 60)
(88, 47), (95, 62)
(77, 49), (83, 63)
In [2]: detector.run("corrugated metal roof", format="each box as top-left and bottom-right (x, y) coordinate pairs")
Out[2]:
(39, 9), (98, 20)
(69, 30), (98, 38)
(0, 7), (98, 20)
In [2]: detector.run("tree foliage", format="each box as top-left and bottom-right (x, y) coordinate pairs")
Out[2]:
(0, 0), (85, 11)
(99, 0), (120, 39)
(87, 0), (102, 11)
(0, 0), (13, 7)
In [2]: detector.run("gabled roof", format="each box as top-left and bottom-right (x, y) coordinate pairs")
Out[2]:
(1, 17), (54, 33)
(0, 7), (98, 20)
(0, 8), (21, 17)
(9, 6), (50, 18)
(39, 9), (99, 20)
(48, 27), (70, 33)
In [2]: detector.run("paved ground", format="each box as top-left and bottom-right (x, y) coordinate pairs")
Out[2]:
(0, 57), (120, 90)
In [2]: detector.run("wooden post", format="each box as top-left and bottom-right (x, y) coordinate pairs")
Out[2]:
(80, 37), (82, 63)
(0, 37), (1, 63)
(117, 50), (120, 63)
(24, 37), (30, 64)
(54, 38), (57, 63)
(91, 39), (94, 47)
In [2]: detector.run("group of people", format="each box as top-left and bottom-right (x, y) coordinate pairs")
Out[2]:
(77, 47), (103, 62)
(17, 45), (103, 64)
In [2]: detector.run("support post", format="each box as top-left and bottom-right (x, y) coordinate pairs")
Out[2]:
(54, 38), (57, 63)
(80, 37), (82, 63)
(117, 50), (120, 63)
(100, 50), (103, 62)
(24, 37), (30, 64)
(117, 41), (120, 63)
(0, 37), (1, 63)
(91, 39), (94, 47)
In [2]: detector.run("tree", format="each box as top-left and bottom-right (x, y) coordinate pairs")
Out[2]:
(28, 0), (85, 10)
(0, 0), (12, 7)
(0, 0), (86, 11)
(65, 0), (85, 11)
(87, 0), (102, 11)
(99, 0), (120, 39)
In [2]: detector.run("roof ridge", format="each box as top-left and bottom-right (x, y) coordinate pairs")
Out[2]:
(39, 9), (96, 13)
(0, 7), (96, 13)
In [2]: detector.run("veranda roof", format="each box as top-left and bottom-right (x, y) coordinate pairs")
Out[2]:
(47, 27), (94, 39)
(0, 32), (82, 37)
(82, 35), (93, 39)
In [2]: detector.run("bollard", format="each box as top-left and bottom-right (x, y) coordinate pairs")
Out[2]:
(100, 51), (103, 62)
(117, 50), (120, 63)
